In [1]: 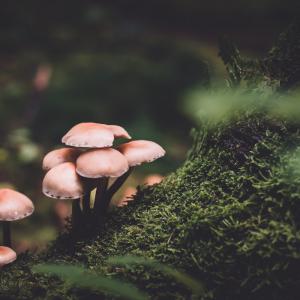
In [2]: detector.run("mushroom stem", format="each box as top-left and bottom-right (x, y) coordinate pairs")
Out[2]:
(106, 167), (134, 204)
(82, 192), (91, 215)
(2, 222), (11, 247)
(71, 199), (82, 232)
(94, 178), (109, 214)
(81, 179), (96, 217)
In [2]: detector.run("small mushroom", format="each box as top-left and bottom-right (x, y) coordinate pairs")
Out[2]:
(42, 162), (86, 230)
(114, 186), (137, 208)
(0, 246), (16, 268)
(144, 174), (164, 185)
(42, 148), (80, 171)
(42, 162), (85, 199)
(106, 140), (166, 203)
(0, 189), (34, 247)
(76, 148), (129, 214)
(118, 140), (166, 166)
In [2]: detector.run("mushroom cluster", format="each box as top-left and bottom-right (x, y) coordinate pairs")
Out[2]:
(42, 122), (165, 230)
(0, 188), (34, 267)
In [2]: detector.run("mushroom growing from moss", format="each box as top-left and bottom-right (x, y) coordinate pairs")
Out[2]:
(42, 122), (165, 231)
(0, 189), (34, 247)
(105, 140), (166, 203)
(42, 162), (86, 230)
(76, 148), (129, 216)
(0, 246), (16, 268)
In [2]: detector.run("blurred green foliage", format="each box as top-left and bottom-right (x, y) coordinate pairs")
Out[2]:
(33, 264), (148, 300)
(33, 255), (205, 300)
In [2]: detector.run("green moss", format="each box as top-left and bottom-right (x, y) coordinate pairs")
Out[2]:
(1, 24), (300, 300)
(219, 20), (300, 90)
(1, 111), (300, 300)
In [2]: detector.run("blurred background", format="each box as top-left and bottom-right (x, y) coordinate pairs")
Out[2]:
(0, 0), (299, 251)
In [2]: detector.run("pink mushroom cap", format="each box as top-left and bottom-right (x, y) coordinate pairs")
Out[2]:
(42, 148), (80, 171)
(117, 140), (166, 167)
(105, 124), (131, 139)
(76, 148), (129, 178)
(42, 162), (85, 200)
(62, 123), (114, 148)
(0, 189), (34, 221)
(0, 246), (17, 267)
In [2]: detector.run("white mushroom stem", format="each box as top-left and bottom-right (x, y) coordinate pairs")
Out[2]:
(94, 178), (109, 214)
(81, 178), (97, 216)
(2, 222), (11, 247)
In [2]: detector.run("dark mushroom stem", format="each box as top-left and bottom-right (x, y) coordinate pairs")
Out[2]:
(104, 167), (134, 207)
(106, 167), (133, 201)
(2, 222), (11, 247)
(71, 199), (82, 232)
(94, 178), (109, 215)
(82, 192), (91, 216)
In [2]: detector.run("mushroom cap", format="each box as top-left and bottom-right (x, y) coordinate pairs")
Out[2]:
(117, 140), (166, 167)
(42, 162), (85, 199)
(144, 174), (164, 185)
(0, 246), (16, 267)
(0, 189), (34, 221)
(62, 123), (114, 148)
(42, 148), (80, 171)
(105, 125), (131, 139)
(76, 148), (129, 178)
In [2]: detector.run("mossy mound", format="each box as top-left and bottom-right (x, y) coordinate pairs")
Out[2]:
(1, 109), (300, 300)
(1, 23), (300, 300)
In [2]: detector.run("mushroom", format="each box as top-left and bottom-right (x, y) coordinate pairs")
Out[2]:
(114, 186), (137, 208)
(0, 246), (17, 268)
(144, 174), (164, 185)
(43, 162), (85, 199)
(113, 174), (163, 208)
(62, 123), (114, 148)
(43, 123), (165, 230)
(62, 123), (131, 148)
(42, 148), (80, 171)
(42, 162), (85, 229)
(0, 189), (34, 247)
(76, 148), (129, 215)
(106, 140), (166, 202)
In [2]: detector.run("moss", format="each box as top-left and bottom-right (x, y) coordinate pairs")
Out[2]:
(1, 111), (300, 300)
(219, 20), (300, 90)
(1, 24), (300, 300)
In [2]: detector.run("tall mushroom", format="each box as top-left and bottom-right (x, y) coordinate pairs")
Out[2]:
(61, 123), (131, 218)
(0, 246), (17, 268)
(76, 148), (129, 217)
(0, 189), (34, 247)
